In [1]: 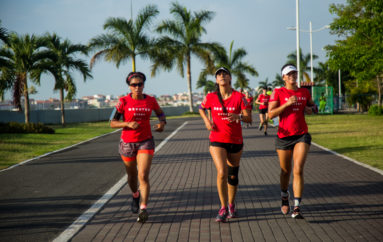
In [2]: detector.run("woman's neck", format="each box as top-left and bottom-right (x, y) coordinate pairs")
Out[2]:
(131, 93), (144, 100)
(219, 85), (232, 99)
(285, 83), (298, 91)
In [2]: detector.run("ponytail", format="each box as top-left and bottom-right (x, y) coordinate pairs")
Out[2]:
(215, 83), (227, 113)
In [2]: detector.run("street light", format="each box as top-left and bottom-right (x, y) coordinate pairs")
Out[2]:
(287, 22), (330, 87)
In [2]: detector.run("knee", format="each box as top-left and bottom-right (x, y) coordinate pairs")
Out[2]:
(228, 166), (239, 186)
(293, 168), (304, 177)
(216, 169), (226, 181)
(138, 172), (149, 183)
(280, 169), (290, 177)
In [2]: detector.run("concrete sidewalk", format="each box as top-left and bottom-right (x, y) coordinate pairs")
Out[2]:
(71, 119), (383, 242)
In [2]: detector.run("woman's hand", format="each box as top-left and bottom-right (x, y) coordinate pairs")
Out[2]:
(127, 121), (140, 129)
(153, 123), (165, 132)
(205, 120), (216, 131)
(228, 113), (240, 123)
(286, 95), (297, 106)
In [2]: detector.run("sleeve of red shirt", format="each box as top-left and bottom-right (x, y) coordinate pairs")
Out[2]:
(201, 94), (211, 109)
(115, 97), (125, 113)
(151, 96), (160, 110)
(269, 89), (279, 103)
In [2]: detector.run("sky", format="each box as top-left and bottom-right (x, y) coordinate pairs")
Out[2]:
(1, 0), (346, 100)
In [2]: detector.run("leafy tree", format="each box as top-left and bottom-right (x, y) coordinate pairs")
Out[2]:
(0, 22), (9, 45)
(37, 33), (92, 126)
(272, 73), (284, 88)
(0, 33), (53, 123)
(287, 48), (319, 82)
(196, 75), (215, 95)
(151, 2), (224, 112)
(89, 5), (159, 72)
(326, 0), (383, 106)
(213, 41), (258, 90)
(258, 78), (272, 91)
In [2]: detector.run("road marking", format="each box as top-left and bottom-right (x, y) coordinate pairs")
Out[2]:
(312, 142), (383, 176)
(53, 121), (189, 242)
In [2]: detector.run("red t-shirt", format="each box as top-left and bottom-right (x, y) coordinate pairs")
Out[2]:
(269, 87), (311, 138)
(201, 90), (248, 144)
(257, 94), (270, 109)
(115, 94), (160, 142)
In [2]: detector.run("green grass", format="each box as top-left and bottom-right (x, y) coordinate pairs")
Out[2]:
(0, 122), (113, 170)
(1, 114), (382, 171)
(306, 114), (383, 170)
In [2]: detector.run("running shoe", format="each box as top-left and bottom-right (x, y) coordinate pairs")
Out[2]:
(264, 131), (268, 136)
(258, 123), (263, 131)
(227, 204), (237, 218)
(131, 194), (140, 214)
(215, 207), (228, 222)
(281, 196), (290, 215)
(137, 209), (149, 223)
(291, 206), (304, 219)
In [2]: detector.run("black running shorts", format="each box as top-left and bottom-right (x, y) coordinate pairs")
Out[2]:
(275, 133), (311, 150)
(210, 142), (243, 154)
(259, 108), (268, 114)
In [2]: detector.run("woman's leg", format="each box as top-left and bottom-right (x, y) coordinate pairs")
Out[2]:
(277, 149), (293, 191)
(210, 146), (229, 208)
(264, 113), (269, 132)
(292, 142), (310, 199)
(259, 113), (265, 130)
(122, 158), (138, 193)
(136, 152), (153, 208)
(227, 150), (242, 205)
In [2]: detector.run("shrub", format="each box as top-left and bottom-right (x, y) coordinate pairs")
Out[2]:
(368, 105), (383, 116)
(0, 122), (55, 134)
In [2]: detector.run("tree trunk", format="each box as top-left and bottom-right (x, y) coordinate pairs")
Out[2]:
(60, 88), (66, 127)
(22, 73), (30, 124)
(132, 55), (136, 72)
(186, 54), (193, 113)
(377, 75), (382, 106)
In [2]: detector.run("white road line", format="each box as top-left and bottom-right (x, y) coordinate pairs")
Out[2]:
(312, 142), (383, 176)
(53, 121), (189, 242)
(0, 129), (122, 173)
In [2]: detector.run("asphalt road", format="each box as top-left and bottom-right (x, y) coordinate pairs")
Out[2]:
(0, 117), (195, 242)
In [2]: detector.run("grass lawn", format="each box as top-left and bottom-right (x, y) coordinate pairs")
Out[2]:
(1, 114), (382, 171)
(306, 114), (383, 170)
(0, 122), (113, 170)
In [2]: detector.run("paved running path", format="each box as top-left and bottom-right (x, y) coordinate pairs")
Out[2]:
(70, 119), (383, 242)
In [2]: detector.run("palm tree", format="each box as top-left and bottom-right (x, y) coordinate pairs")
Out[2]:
(88, 4), (159, 71)
(151, 2), (224, 112)
(0, 22), (9, 45)
(258, 78), (272, 91)
(37, 33), (92, 126)
(196, 73), (215, 95)
(272, 73), (284, 88)
(213, 41), (258, 90)
(0, 33), (53, 123)
(287, 48), (318, 82)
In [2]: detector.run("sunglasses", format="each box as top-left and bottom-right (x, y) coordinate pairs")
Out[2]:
(130, 83), (144, 87)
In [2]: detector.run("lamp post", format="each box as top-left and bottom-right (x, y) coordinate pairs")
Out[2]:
(287, 22), (330, 89)
(296, 0), (300, 87)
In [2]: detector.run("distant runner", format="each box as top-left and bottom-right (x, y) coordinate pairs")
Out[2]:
(255, 87), (270, 135)
(110, 72), (166, 223)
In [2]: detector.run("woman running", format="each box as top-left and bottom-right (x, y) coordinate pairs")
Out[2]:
(255, 87), (270, 135)
(110, 72), (166, 223)
(199, 67), (252, 222)
(268, 64), (317, 219)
